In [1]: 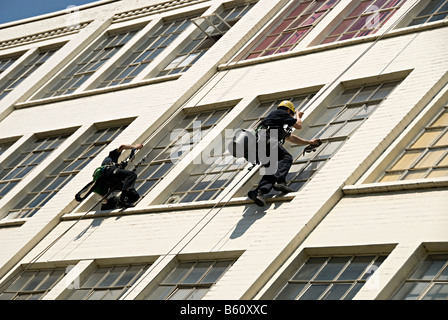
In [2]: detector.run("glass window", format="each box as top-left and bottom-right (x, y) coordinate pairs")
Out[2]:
(133, 108), (231, 202)
(65, 264), (150, 300)
(0, 49), (59, 100)
(145, 260), (234, 300)
(0, 135), (70, 206)
(393, 254), (448, 300)
(166, 94), (315, 204)
(239, 81), (400, 197)
(274, 255), (386, 300)
(0, 268), (65, 300)
(0, 55), (20, 76)
(5, 125), (128, 220)
(243, 0), (340, 60)
(158, 2), (255, 76)
(38, 29), (139, 98)
(377, 102), (448, 183)
(97, 16), (197, 88)
(407, 0), (448, 26)
(321, 0), (407, 44)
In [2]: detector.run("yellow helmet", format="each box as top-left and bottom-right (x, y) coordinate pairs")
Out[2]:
(278, 100), (295, 113)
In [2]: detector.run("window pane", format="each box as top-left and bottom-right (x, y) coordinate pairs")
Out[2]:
(7, 272), (34, 291)
(411, 130), (443, 148)
(275, 282), (306, 300)
(146, 285), (175, 300)
(82, 269), (108, 288)
(164, 263), (195, 283)
(98, 266), (126, 287)
(422, 283), (448, 300)
(414, 149), (445, 168)
(182, 262), (213, 284)
(379, 171), (401, 182)
(409, 257), (447, 280)
(393, 282), (428, 300)
(338, 256), (374, 280)
(390, 150), (421, 170)
(186, 288), (209, 300)
(314, 257), (350, 281)
(201, 261), (232, 284)
(101, 289), (123, 300)
(293, 257), (327, 280)
(299, 284), (329, 300)
(168, 288), (193, 300)
(321, 284), (352, 300)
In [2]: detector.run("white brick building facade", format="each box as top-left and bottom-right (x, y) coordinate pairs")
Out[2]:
(0, 0), (447, 301)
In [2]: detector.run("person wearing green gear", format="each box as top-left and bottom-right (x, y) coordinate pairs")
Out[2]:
(97, 143), (143, 209)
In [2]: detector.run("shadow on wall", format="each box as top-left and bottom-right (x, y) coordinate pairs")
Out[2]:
(230, 202), (286, 239)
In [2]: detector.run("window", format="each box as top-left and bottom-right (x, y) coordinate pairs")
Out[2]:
(66, 264), (150, 300)
(38, 29), (139, 98)
(240, 82), (400, 196)
(393, 254), (448, 300)
(5, 125), (127, 220)
(0, 268), (65, 300)
(0, 135), (70, 204)
(166, 94), (314, 204)
(134, 108), (230, 201)
(0, 49), (58, 100)
(243, 0), (339, 60)
(158, 2), (255, 76)
(378, 102), (448, 182)
(407, 0), (448, 26)
(0, 55), (20, 76)
(97, 16), (196, 88)
(0, 140), (15, 157)
(321, 0), (407, 44)
(274, 255), (386, 300)
(145, 260), (234, 300)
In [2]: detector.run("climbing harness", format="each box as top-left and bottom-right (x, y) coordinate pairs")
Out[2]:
(75, 147), (143, 209)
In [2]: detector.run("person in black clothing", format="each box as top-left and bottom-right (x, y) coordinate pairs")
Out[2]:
(98, 143), (143, 209)
(248, 100), (320, 207)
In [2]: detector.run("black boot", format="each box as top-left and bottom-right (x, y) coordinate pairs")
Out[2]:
(248, 190), (266, 207)
(273, 183), (295, 194)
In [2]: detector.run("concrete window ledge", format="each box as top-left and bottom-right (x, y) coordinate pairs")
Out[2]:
(343, 177), (448, 195)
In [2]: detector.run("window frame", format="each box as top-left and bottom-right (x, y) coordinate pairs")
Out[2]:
(242, 0), (340, 60)
(392, 253), (448, 300)
(134, 107), (232, 205)
(34, 27), (142, 99)
(320, 0), (407, 45)
(274, 254), (387, 300)
(377, 103), (448, 183)
(5, 124), (129, 220)
(0, 48), (59, 101)
(96, 15), (197, 88)
(157, 2), (256, 76)
(65, 263), (151, 300)
(0, 267), (66, 300)
(406, 0), (448, 27)
(145, 259), (235, 300)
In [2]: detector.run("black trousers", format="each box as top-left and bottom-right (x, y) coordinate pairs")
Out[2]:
(256, 142), (293, 195)
(102, 167), (138, 200)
